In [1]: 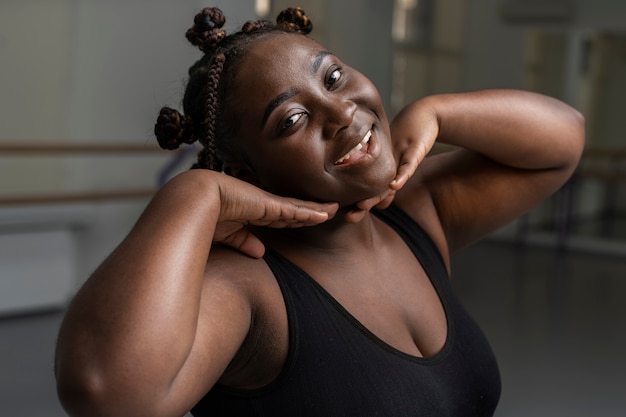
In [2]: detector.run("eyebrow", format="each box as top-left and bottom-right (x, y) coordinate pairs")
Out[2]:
(311, 50), (332, 74)
(260, 51), (333, 128)
(261, 88), (299, 128)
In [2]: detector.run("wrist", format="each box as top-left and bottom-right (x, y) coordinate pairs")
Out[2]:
(156, 169), (223, 229)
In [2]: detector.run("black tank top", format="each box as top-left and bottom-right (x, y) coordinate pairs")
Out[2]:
(192, 205), (501, 416)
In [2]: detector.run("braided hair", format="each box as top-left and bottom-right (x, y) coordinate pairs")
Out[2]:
(154, 6), (313, 171)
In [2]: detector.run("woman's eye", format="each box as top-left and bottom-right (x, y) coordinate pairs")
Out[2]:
(282, 112), (305, 130)
(326, 68), (342, 88)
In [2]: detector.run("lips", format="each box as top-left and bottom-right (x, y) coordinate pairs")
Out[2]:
(335, 130), (372, 165)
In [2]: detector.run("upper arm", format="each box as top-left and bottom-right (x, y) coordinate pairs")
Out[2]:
(392, 90), (584, 254)
(158, 257), (256, 414)
(56, 255), (257, 417)
(404, 147), (576, 253)
(162, 246), (287, 415)
(110, 247), (274, 417)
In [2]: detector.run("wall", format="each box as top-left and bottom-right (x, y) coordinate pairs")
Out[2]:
(463, 0), (626, 89)
(0, 0), (71, 196)
(0, 0), (256, 314)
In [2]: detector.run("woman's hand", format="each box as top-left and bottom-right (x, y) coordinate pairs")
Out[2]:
(212, 173), (338, 257)
(345, 102), (440, 223)
(388, 103), (440, 194)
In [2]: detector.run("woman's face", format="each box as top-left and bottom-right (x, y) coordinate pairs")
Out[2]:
(228, 33), (397, 206)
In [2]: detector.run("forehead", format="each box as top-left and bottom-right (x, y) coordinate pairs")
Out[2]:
(229, 34), (328, 118)
(239, 33), (326, 80)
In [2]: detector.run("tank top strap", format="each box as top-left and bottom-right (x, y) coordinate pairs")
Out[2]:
(372, 204), (449, 283)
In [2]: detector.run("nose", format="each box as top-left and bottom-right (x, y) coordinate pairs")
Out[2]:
(322, 97), (357, 140)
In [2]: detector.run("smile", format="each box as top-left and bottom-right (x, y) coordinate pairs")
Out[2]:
(335, 130), (372, 165)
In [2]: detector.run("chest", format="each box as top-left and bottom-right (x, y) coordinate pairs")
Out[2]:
(268, 241), (500, 415)
(291, 229), (448, 358)
(199, 246), (501, 417)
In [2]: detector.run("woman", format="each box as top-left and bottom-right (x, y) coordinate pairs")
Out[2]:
(54, 6), (585, 417)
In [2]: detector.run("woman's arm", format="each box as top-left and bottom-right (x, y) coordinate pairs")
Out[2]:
(392, 89), (585, 253)
(54, 169), (336, 417)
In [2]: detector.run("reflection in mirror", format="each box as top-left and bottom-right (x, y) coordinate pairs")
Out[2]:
(390, 2), (626, 248)
(390, 0), (464, 116)
(521, 30), (626, 248)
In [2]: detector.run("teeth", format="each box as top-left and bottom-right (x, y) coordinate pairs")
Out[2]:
(336, 130), (371, 164)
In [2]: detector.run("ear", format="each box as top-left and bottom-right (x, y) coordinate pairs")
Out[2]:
(222, 161), (264, 188)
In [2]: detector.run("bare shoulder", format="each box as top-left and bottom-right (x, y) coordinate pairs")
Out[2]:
(200, 244), (289, 389)
(394, 148), (500, 259)
(393, 156), (451, 268)
(201, 244), (285, 321)
(204, 243), (276, 288)
(201, 243), (283, 329)
(397, 144), (568, 255)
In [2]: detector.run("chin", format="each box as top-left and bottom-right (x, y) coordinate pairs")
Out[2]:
(348, 170), (397, 205)
(375, 153), (399, 185)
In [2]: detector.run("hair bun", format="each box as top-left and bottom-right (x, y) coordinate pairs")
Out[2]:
(241, 19), (274, 34)
(154, 107), (195, 150)
(186, 7), (227, 53)
(277, 7), (312, 34)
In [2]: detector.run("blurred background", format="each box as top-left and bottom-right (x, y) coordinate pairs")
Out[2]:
(1, 0), (625, 416)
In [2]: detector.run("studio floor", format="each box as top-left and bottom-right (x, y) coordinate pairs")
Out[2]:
(1, 237), (625, 416)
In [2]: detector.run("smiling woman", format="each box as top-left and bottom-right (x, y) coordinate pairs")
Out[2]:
(224, 31), (396, 205)
(53, 5), (585, 417)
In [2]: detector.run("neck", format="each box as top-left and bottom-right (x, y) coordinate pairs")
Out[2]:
(252, 208), (380, 257)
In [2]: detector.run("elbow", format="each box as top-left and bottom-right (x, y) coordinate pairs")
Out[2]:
(572, 107), (586, 153)
(56, 362), (141, 417)
(561, 106), (586, 175)
(55, 338), (110, 416)
(55, 363), (171, 417)
(55, 366), (113, 417)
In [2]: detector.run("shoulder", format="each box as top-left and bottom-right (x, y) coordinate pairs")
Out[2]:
(201, 244), (289, 388)
(201, 244), (282, 322)
(393, 158), (451, 270)
(205, 243), (274, 283)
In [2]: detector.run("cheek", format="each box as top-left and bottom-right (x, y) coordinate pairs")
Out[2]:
(247, 145), (328, 198)
(350, 72), (384, 105)
(258, 164), (330, 200)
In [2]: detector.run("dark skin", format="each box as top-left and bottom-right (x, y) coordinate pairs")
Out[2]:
(55, 33), (585, 417)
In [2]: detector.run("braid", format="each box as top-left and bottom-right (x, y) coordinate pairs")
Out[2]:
(198, 53), (225, 171)
(155, 6), (314, 172)
(241, 19), (274, 34)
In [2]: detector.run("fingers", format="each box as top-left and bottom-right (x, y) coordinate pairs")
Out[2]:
(279, 200), (339, 226)
(218, 174), (338, 226)
(246, 199), (338, 228)
(390, 142), (422, 191)
(356, 194), (387, 211)
(390, 160), (418, 190)
(374, 190), (396, 210)
(220, 229), (266, 259)
(216, 200), (338, 258)
(344, 207), (368, 224)
(346, 192), (392, 223)
(351, 139), (421, 215)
